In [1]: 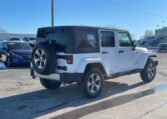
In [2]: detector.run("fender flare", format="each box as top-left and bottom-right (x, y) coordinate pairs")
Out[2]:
(139, 52), (157, 69)
(76, 58), (109, 74)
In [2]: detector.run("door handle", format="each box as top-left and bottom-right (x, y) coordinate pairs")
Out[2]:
(119, 50), (124, 53)
(102, 51), (108, 54)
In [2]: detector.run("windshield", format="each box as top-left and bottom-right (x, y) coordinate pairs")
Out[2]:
(23, 37), (36, 41)
(29, 38), (36, 41)
(7, 42), (32, 50)
(9, 38), (20, 41)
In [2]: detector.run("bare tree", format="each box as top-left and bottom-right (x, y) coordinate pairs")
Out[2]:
(144, 30), (154, 38)
(131, 33), (136, 40)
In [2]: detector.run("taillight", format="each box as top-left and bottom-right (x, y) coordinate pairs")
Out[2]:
(66, 55), (73, 64)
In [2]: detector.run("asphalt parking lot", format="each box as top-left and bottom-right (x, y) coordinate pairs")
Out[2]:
(0, 53), (167, 119)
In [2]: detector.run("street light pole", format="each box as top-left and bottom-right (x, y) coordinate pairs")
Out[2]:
(51, 0), (54, 27)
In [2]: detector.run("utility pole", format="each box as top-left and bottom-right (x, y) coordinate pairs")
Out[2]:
(51, 0), (54, 27)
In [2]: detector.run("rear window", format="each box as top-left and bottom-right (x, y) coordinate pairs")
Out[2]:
(37, 28), (71, 47)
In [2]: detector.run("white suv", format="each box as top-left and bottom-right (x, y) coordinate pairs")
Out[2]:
(31, 26), (158, 98)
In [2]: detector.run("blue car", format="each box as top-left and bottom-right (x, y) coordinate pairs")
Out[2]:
(0, 41), (32, 67)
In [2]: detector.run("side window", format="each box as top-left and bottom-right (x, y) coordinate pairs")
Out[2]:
(100, 31), (115, 47)
(76, 30), (97, 49)
(118, 32), (132, 47)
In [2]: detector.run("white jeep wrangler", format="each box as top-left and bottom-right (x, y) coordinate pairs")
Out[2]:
(31, 26), (158, 98)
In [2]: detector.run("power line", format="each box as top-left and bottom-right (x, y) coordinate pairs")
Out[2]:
(102, 0), (167, 19)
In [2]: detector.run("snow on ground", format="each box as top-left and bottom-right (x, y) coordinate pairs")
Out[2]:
(0, 63), (6, 69)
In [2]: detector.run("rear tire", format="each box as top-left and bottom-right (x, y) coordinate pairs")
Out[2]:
(40, 79), (62, 89)
(140, 59), (156, 83)
(82, 68), (104, 98)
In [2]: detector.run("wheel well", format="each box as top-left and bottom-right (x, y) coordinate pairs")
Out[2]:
(144, 56), (156, 67)
(85, 63), (106, 75)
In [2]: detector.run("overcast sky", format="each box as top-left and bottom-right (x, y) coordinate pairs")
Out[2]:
(0, 0), (167, 39)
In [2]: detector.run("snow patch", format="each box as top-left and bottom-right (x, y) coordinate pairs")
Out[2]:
(0, 63), (6, 69)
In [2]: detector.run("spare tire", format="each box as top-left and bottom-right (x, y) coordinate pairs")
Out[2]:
(32, 43), (57, 75)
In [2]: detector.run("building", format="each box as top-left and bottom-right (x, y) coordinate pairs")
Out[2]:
(155, 27), (167, 37)
(0, 33), (36, 42)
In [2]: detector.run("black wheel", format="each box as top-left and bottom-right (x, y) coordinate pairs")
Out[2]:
(82, 68), (104, 98)
(32, 43), (57, 75)
(140, 59), (156, 83)
(40, 78), (62, 89)
(5, 57), (12, 67)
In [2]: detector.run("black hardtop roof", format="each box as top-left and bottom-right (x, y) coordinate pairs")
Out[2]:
(38, 26), (128, 32)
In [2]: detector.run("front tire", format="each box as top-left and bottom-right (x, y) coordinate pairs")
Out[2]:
(40, 79), (62, 89)
(5, 57), (12, 67)
(140, 59), (156, 83)
(82, 68), (104, 98)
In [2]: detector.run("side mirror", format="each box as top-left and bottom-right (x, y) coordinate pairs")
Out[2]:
(131, 40), (138, 50)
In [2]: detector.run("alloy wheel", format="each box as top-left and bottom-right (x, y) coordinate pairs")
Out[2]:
(147, 62), (156, 80)
(87, 73), (101, 94)
(34, 48), (46, 69)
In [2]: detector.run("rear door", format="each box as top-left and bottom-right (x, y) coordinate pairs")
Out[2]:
(100, 30), (119, 75)
(116, 32), (138, 72)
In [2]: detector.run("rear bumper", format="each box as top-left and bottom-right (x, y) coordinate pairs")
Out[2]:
(30, 69), (83, 83)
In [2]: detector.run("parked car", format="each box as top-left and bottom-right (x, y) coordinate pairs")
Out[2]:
(146, 37), (167, 52)
(23, 37), (36, 45)
(8, 37), (21, 42)
(139, 36), (156, 47)
(0, 41), (32, 67)
(30, 26), (158, 98)
(159, 43), (167, 52)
